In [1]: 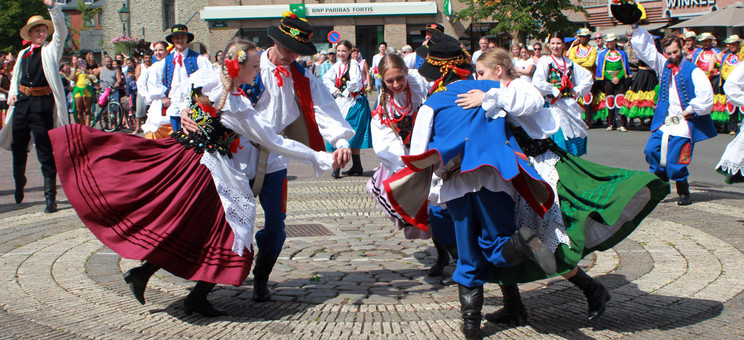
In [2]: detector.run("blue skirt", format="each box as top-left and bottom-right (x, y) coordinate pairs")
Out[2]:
(551, 128), (587, 157)
(327, 95), (373, 150)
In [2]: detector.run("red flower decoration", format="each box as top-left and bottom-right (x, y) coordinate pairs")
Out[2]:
(224, 58), (240, 79)
(199, 103), (218, 118)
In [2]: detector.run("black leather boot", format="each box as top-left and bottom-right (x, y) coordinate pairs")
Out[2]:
(252, 252), (278, 302)
(502, 226), (557, 275)
(43, 177), (58, 213)
(567, 268), (610, 321)
(458, 284), (483, 340)
(676, 180), (691, 206)
(440, 243), (458, 286)
(427, 240), (450, 277)
(342, 154), (363, 176)
(184, 281), (226, 317)
(123, 261), (160, 305)
(485, 284), (528, 326)
(332, 168), (341, 179)
(13, 163), (26, 204)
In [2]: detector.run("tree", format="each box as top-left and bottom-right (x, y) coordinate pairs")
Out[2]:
(0, 0), (48, 54)
(455, 0), (586, 42)
(67, 0), (102, 51)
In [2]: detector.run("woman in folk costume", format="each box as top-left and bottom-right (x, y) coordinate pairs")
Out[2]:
(712, 35), (744, 134)
(48, 41), (334, 317)
(532, 31), (594, 157)
(323, 40), (373, 178)
(456, 48), (669, 325)
(595, 33), (631, 132)
(620, 37), (659, 126)
(384, 41), (560, 340)
(0, 0), (68, 214)
(365, 54), (458, 283)
(716, 62), (744, 183)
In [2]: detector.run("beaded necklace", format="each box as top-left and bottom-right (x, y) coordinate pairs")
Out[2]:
(383, 88), (413, 125)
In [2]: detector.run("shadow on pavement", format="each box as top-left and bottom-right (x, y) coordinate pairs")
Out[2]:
(481, 273), (723, 337)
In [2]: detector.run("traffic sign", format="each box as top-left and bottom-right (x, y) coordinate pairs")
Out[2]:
(328, 31), (341, 44)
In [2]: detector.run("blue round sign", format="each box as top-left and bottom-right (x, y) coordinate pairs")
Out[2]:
(327, 31), (341, 44)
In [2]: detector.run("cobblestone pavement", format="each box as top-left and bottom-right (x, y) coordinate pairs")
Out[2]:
(1, 133), (744, 339)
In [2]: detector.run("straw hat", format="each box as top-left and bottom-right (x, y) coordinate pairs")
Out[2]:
(577, 28), (592, 37)
(683, 31), (697, 39)
(604, 33), (619, 42)
(698, 32), (715, 41)
(20, 15), (54, 41)
(725, 35), (742, 44)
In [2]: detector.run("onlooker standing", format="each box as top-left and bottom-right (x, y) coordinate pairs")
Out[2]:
(532, 42), (544, 65)
(514, 46), (536, 82)
(213, 50), (224, 70)
(471, 37), (489, 65)
(370, 42), (388, 93)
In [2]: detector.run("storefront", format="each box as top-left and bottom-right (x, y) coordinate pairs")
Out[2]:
(200, 1), (453, 62)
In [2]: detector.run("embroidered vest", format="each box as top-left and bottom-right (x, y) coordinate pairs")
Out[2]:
(652, 59), (716, 143)
(162, 50), (200, 95)
(172, 85), (239, 157)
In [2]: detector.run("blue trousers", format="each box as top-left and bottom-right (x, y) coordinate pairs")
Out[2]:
(170, 116), (181, 132)
(644, 129), (694, 182)
(429, 205), (456, 247)
(447, 189), (518, 288)
(251, 169), (288, 259)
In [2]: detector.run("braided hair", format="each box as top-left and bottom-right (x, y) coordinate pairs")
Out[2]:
(377, 54), (408, 130)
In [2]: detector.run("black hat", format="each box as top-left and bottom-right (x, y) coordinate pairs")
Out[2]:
(267, 11), (317, 56)
(610, 0), (643, 25)
(420, 23), (445, 37)
(418, 42), (474, 82)
(166, 24), (195, 44)
(415, 31), (460, 58)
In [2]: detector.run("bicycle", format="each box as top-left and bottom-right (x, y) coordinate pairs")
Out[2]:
(92, 86), (123, 132)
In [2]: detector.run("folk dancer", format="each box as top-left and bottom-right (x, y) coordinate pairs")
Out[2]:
(144, 24), (211, 137)
(712, 35), (743, 134)
(631, 27), (716, 206)
(596, 33), (631, 131)
(0, 0), (68, 213)
(240, 12), (354, 302)
(716, 62), (744, 183)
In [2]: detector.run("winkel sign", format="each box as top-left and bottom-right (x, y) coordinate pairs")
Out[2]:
(666, 0), (716, 9)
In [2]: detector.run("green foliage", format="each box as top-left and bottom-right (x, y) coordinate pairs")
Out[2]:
(0, 0), (48, 53)
(67, 0), (102, 51)
(455, 0), (587, 41)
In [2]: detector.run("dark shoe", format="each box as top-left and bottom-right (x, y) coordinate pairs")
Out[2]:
(427, 240), (450, 277)
(502, 226), (557, 275)
(183, 297), (226, 317)
(567, 268), (610, 321)
(123, 263), (158, 305)
(341, 167), (363, 176)
(43, 177), (58, 213)
(484, 284), (527, 326)
(440, 275), (455, 286)
(677, 194), (692, 206)
(458, 284), (483, 340)
(252, 252), (278, 302)
(13, 164), (26, 204)
(332, 168), (340, 179)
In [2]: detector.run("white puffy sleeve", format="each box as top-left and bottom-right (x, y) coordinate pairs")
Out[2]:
(482, 79), (556, 139)
(686, 68), (714, 116)
(371, 112), (407, 172)
(571, 62), (594, 98)
(409, 105), (434, 155)
(725, 63), (744, 107)
(308, 74), (355, 149)
(147, 60), (167, 101)
(322, 61), (339, 94)
(631, 28), (667, 76)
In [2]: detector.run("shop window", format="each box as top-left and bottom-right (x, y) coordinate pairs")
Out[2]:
(163, 0), (175, 31)
(239, 28), (272, 49)
(311, 26), (333, 54)
(406, 24), (427, 50)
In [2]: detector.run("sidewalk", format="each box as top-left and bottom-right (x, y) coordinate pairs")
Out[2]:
(1, 142), (744, 339)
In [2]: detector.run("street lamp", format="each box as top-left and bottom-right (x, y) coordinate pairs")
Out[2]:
(118, 3), (130, 35)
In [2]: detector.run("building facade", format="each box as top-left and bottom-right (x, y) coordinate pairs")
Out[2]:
(56, 0), (105, 54)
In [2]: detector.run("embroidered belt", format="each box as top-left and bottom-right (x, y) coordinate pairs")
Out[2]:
(19, 85), (52, 97)
(607, 70), (622, 78)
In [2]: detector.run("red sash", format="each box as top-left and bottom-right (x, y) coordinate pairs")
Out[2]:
(289, 63), (325, 152)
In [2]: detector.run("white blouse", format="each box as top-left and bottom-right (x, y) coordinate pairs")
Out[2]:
(322, 59), (364, 114)
(481, 78), (556, 139)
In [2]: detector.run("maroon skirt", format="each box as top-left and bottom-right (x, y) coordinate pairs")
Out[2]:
(50, 125), (253, 286)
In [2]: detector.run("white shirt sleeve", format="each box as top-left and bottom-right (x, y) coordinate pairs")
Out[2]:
(322, 61), (339, 94)
(49, 6), (67, 58)
(686, 68), (714, 116)
(404, 53), (417, 69)
(532, 58), (561, 97)
(371, 113), (407, 172)
(631, 28), (667, 76)
(409, 105), (434, 155)
(724, 62), (744, 107)
(308, 74), (354, 149)
(572, 63), (594, 98)
(482, 79), (557, 139)
(147, 60), (167, 101)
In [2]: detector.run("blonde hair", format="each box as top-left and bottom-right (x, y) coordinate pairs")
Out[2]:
(476, 48), (517, 79)
(215, 39), (258, 111)
(377, 54), (408, 134)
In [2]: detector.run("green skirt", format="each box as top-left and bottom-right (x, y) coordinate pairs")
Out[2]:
(491, 147), (670, 284)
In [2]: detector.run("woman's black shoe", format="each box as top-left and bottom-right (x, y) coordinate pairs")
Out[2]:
(341, 167), (363, 176)
(183, 297), (227, 317)
(332, 168), (341, 179)
(123, 268), (150, 305)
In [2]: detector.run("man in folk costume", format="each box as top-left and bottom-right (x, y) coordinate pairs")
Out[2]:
(384, 42), (557, 339)
(692, 33), (720, 79)
(0, 0), (68, 213)
(145, 24), (211, 137)
(404, 23), (445, 70)
(240, 12), (354, 302)
(596, 33), (631, 131)
(630, 28), (716, 206)
(682, 31), (698, 62)
(568, 28), (599, 126)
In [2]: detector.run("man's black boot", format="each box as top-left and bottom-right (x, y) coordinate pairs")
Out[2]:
(502, 226), (557, 275)
(458, 284), (483, 340)
(427, 240), (450, 277)
(676, 179), (691, 206)
(14, 163), (26, 204)
(252, 252), (278, 302)
(44, 177), (58, 213)
(184, 281), (226, 317)
(440, 243), (458, 285)
(485, 284), (528, 326)
(567, 267), (610, 321)
(342, 154), (363, 176)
